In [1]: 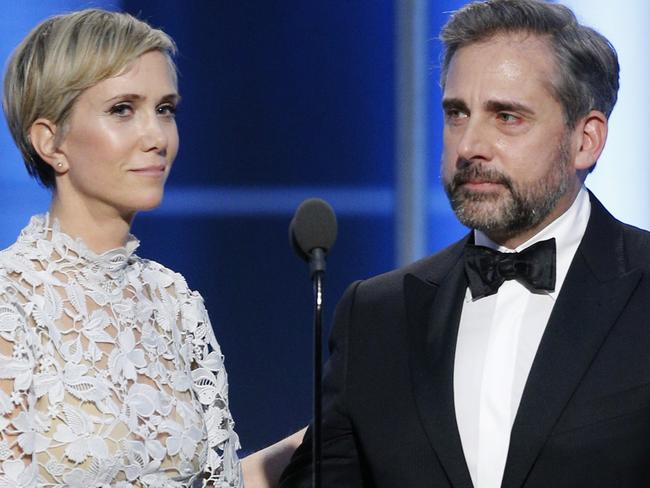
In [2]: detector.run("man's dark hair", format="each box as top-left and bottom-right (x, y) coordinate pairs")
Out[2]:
(440, 0), (619, 128)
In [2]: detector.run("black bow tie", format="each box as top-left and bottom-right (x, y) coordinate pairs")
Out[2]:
(464, 238), (556, 299)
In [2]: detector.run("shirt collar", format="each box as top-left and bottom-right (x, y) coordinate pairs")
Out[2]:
(474, 187), (591, 299)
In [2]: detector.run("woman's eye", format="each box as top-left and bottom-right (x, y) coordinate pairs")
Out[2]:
(109, 103), (132, 117)
(157, 103), (177, 117)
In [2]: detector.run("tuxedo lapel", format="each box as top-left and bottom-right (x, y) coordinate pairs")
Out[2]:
(502, 196), (643, 488)
(406, 239), (474, 488)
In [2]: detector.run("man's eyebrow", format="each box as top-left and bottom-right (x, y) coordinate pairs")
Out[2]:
(442, 97), (469, 113)
(485, 99), (535, 116)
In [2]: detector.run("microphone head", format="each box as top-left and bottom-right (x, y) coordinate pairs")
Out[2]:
(289, 198), (338, 261)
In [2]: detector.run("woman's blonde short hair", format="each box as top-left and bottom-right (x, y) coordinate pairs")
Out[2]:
(3, 8), (177, 188)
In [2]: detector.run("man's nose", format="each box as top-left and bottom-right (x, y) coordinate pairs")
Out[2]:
(456, 119), (493, 164)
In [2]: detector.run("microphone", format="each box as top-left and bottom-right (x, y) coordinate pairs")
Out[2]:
(289, 198), (337, 278)
(289, 198), (337, 488)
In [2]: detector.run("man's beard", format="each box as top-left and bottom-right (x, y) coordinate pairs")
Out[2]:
(443, 136), (572, 239)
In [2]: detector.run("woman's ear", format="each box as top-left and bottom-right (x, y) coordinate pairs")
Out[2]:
(573, 110), (608, 172)
(29, 118), (68, 173)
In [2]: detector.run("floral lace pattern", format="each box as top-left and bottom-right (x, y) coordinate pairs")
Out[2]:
(0, 215), (242, 487)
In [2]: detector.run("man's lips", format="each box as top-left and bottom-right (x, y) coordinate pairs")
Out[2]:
(458, 179), (504, 189)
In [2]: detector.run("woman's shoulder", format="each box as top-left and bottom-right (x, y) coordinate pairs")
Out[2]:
(0, 240), (32, 288)
(0, 243), (33, 321)
(0, 215), (56, 278)
(138, 259), (216, 350)
(137, 257), (205, 304)
(138, 257), (188, 289)
(0, 238), (29, 267)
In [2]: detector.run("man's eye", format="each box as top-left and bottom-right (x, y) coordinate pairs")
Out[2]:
(498, 112), (518, 123)
(446, 109), (468, 120)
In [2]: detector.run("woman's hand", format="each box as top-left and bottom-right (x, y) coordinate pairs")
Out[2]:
(241, 427), (307, 488)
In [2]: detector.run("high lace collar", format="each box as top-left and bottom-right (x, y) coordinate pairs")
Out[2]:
(18, 213), (140, 274)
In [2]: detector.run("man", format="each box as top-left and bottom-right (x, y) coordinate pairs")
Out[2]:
(280, 1), (650, 487)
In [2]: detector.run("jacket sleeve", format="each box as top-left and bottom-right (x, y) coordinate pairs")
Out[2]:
(279, 280), (369, 487)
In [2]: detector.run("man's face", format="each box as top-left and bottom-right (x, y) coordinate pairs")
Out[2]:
(441, 33), (581, 246)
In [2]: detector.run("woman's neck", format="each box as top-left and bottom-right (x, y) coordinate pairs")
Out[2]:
(48, 194), (134, 253)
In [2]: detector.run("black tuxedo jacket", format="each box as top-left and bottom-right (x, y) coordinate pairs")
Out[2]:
(279, 194), (650, 487)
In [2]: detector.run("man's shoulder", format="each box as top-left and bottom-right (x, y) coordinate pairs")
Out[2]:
(588, 194), (650, 269)
(618, 220), (650, 267)
(353, 234), (469, 299)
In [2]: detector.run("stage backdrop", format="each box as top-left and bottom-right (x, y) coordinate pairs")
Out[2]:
(0, 0), (645, 453)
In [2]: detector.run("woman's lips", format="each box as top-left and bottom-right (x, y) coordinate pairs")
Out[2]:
(129, 165), (165, 176)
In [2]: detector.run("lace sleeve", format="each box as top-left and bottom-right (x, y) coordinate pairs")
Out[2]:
(180, 290), (242, 487)
(0, 287), (39, 487)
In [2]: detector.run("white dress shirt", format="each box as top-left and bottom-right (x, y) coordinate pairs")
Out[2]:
(453, 188), (591, 488)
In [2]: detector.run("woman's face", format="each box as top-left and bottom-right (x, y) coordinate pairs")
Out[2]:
(57, 50), (179, 218)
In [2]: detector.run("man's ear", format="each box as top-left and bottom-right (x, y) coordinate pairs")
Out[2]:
(573, 110), (608, 172)
(29, 118), (68, 174)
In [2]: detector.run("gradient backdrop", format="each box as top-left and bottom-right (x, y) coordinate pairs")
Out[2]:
(0, 1), (646, 453)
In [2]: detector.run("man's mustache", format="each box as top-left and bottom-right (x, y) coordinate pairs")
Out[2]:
(450, 162), (514, 192)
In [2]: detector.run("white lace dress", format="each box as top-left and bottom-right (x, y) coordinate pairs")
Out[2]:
(0, 215), (242, 487)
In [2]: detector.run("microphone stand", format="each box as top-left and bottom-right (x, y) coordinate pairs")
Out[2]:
(309, 249), (326, 488)
(289, 197), (337, 488)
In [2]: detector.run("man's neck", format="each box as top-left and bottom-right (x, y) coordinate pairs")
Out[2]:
(483, 187), (582, 250)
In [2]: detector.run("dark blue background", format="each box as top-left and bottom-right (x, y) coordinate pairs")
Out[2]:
(123, 0), (468, 452)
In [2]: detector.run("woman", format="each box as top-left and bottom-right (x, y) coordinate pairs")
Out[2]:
(0, 9), (242, 487)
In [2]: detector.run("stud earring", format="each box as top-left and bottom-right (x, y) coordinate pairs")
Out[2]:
(56, 162), (63, 168)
